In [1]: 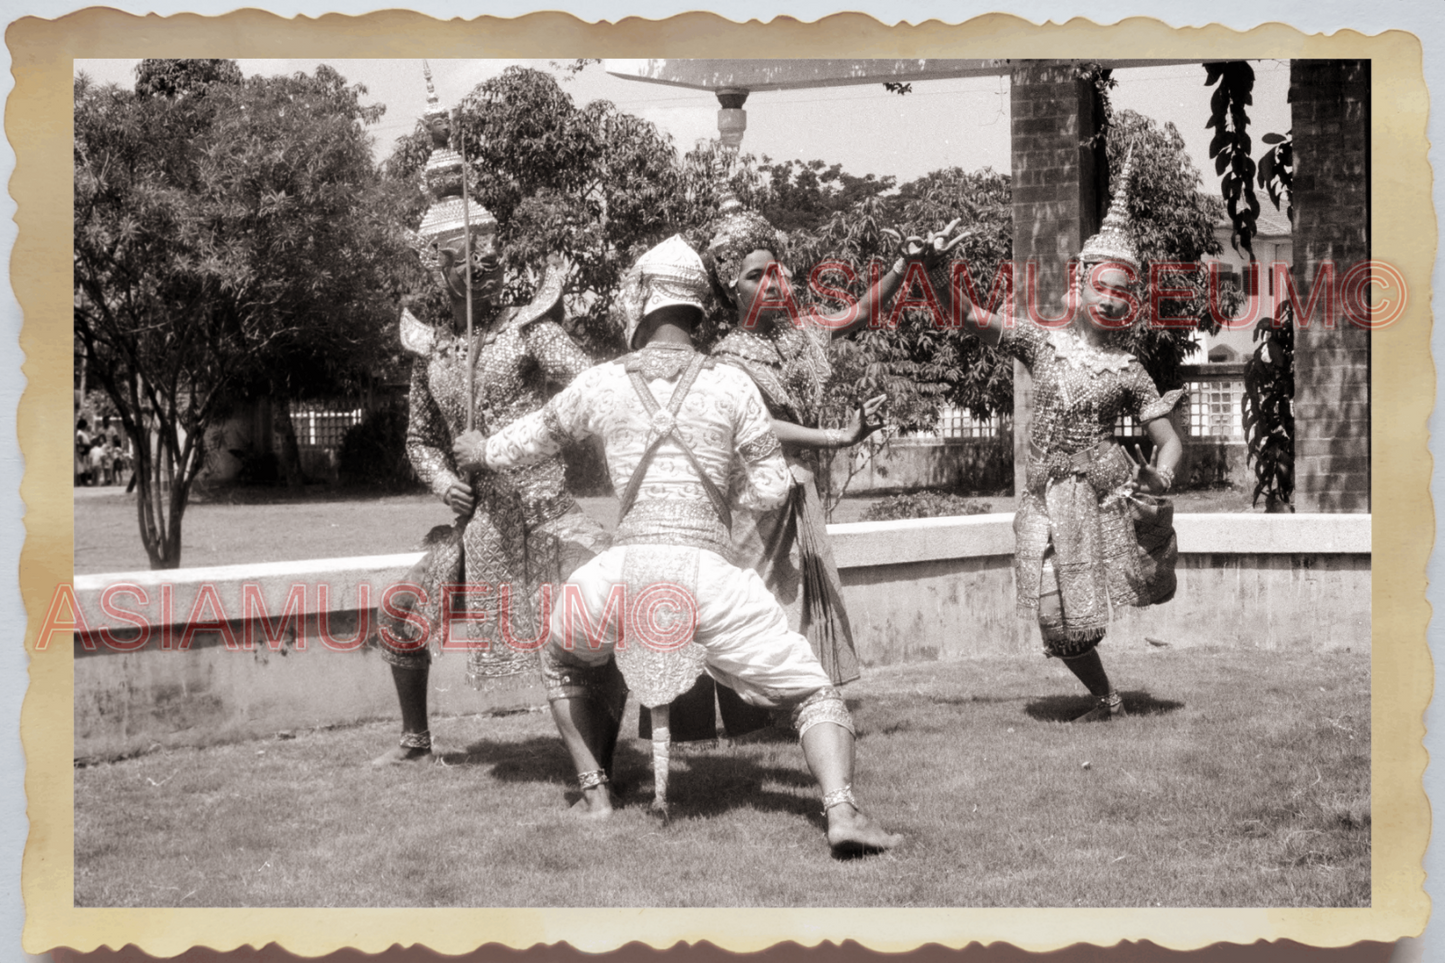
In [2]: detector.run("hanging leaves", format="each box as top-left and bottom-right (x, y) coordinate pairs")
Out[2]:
(1203, 61), (1261, 259)
(1257, 129), (1294, 223)
(1241, 302), (1295, 511)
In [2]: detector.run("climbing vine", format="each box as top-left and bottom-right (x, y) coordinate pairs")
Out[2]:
(1204, 61), (1261, 258)
(1242, 303), (1295, 512)
(1257, 129), (1294, 222)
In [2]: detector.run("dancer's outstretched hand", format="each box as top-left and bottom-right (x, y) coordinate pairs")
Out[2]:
(844, 394), (888, 444)
(882, 219), (971, 268)
(1125, 443), (1168, 496)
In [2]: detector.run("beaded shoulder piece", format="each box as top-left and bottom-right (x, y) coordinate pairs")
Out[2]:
(1046, 328), (1133, 373)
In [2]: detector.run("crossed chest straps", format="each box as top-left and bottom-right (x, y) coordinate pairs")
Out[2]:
(618, 354), (733, 533)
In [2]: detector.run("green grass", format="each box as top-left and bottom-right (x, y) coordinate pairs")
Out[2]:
(74, 647), (1368, 908)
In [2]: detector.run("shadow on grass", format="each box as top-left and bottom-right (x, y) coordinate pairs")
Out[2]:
(435, 735), (575, 782)
(615, 750), (819, 824)
(434, 733), (820, 823)
(1023, 689), (1184, 723)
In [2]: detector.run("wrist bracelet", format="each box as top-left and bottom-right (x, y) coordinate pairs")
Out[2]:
(1155, 467), (1175, 492)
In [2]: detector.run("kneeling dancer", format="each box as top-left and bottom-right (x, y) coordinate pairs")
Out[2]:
(454, 235), (902, 855)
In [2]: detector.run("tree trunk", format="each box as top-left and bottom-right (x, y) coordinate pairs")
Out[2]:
(272, 399), (305, 490)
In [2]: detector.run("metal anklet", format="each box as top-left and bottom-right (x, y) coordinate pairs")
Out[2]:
(822, 784), (858, 814)
(399, 729), (432, 751)
(578, 769), (610, 791)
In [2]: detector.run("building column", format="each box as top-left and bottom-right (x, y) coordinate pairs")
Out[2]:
(1289, 60), (1370, 513)
(1008, 62), (1106, 498)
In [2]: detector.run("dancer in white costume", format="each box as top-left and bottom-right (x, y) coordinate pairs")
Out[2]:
(453, 235), (902, 855)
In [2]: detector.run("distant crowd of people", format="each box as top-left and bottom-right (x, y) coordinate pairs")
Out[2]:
(74, 416), (134, 488)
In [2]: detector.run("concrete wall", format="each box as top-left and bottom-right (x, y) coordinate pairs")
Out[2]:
(828, 437), (1250, 497)
(72, 513), (1370, 761)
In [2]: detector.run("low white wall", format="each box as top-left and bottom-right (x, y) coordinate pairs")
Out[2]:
(71, 513), (1371, 760)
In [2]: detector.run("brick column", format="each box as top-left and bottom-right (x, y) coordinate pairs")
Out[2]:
(1289, 60), (1370, 513)
(1009, 63), (1105, 497)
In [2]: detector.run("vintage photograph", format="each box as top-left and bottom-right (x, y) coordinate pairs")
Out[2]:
(67, 51), (1374, 914)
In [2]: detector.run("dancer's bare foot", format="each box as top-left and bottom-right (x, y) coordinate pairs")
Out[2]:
(826, 805), (903, 857)
(570, 785), (615, 819)
(1073, 692), (1126, 723)
(370, 744), (433, 767)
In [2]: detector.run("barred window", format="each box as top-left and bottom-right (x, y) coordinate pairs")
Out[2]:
(290, 402), (365, 450)
(912, 406), (1010, 441)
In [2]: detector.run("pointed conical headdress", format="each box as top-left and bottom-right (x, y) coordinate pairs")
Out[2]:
(697, 190), (787, 309)
(408, 60), (496, 272)
(1079, 146), (1140, 271)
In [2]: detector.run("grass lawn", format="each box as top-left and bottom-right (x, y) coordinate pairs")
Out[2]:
(74, 485), (1254, 574)
(74, 646), (1369, 908)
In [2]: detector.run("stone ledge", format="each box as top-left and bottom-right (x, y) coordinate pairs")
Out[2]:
(72, 514), (1370, 633)
(827, 512), (1370, 568)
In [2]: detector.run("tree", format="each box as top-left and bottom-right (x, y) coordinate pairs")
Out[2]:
(788, 166), (1015, 435)
(384, 66), (695, 359)
(134, 58), (242, 99)
(74, 62), (406, 568)
(755, 157), (895, 234)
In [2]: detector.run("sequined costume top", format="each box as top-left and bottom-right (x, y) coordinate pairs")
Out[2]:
(712, 322), (832, 428)
(483, 341), (790, 561)
(389, 306), (607, 688)
(402, 307), (592, 524)
(1002, 321), (1182, 468)
(710, 320), (861, 686)
(1001, 320), (1185, 645)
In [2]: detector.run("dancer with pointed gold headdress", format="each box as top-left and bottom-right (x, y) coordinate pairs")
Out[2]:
(949, 150), (1185, 720)
(640, 194), (966, 742)
(371, 64), (613, 766)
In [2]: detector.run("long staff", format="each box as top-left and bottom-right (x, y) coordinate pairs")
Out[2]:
(458, 106), (477, 433)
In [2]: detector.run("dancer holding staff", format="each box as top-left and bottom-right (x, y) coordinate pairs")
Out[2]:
(373, 64), (614, 766)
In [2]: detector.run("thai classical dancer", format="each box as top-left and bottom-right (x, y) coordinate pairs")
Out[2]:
(452, 235), (903, 855)
(372, 66), (611, 766)
(948, 153), (1184, 721)
(641, 197), (968, 741)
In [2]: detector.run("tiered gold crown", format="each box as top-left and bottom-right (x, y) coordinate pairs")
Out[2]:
(1078, 147), (1140, 272)
(701, 191), (786, 308)
(407, 60), (496, 272)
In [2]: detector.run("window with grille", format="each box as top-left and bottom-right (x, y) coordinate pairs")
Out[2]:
(1111, 373), (1245, 440)
(290, 403), (365, 450)
(911, 406), (1010, 441)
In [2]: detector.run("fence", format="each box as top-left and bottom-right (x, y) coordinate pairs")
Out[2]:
(1115, 363), (1248, 441)
(290, 401), (366, 482)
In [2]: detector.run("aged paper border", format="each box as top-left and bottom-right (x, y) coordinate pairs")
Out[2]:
(13, 9), (1433, 957)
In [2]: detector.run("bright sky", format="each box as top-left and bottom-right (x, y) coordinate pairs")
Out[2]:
(74, 58), (1290, 191)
